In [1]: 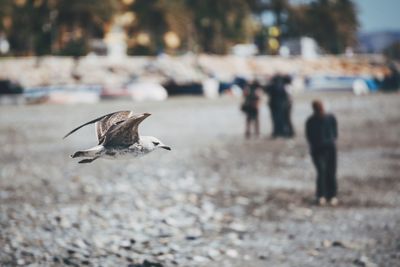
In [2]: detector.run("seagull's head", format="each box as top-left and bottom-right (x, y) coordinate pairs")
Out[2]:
(141, 136), (171, 152)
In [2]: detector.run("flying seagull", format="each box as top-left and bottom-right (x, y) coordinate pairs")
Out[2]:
(63, 111), (171, 164)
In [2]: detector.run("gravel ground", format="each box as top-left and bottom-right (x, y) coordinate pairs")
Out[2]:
(0, 92), (399, 267)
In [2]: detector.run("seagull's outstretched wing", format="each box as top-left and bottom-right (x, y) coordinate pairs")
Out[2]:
(63, 111), (132, 141)
(95, 111), (133, 144)
(102, 113), (151, 147)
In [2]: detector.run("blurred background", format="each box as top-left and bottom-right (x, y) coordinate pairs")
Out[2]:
(0, 1), (399, 267)
(0, 0), (399, 98)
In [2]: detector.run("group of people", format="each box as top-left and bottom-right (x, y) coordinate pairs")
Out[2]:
(241, 77), (339, 206)
(241, 74), (295, 139)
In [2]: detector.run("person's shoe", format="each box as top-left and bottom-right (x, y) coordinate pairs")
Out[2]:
(318, 197), (327, 206)
(330, 197), (339, 206)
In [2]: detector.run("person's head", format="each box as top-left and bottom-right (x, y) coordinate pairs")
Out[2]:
(312, 100), (324, 116)
(282, 74), (292, 85)
(250, 80), (260, 91)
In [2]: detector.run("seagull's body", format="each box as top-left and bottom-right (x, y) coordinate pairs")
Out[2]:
(63, 111), (170, 164)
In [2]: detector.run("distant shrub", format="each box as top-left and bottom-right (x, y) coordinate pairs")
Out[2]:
(384, 42), (400, 61)
(58, 38), (88, 58)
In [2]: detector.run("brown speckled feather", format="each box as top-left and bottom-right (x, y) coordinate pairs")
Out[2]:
(102, 113), (151, 147)
(64, 110), (133, 142)
(95, 111), (133, 144)
(63, 111), (130, 140)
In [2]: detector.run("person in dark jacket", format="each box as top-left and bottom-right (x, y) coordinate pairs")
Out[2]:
(282, 74), (295, 137)
(306, 100), (338, 206)
(265, 74), (294, 138)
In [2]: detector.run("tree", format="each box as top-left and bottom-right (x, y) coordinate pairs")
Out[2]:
(186, 0), (253, 53)
(124, 0), (254, 54)
(55, 0), (118, 55)
(163, 0), (195, 52)
(333, 0), (359, 51)
(0, 0), (118, 56)
(384, 42), (400, 61)
(0, 0), (360, 56)
(287, 0), (359, 54)
(125, 0), (168, 55)
(0, 0), (12, 32)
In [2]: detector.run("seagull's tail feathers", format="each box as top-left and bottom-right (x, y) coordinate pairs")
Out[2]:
(78, 157), (99, 164)
(70, 145), (104, 158)
(71, 151), (86, 158)
(63, 111), (121, 139)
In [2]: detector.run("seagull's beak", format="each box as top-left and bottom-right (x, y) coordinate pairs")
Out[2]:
(137, 113), (151, 123)
(160, 145), (171, 151)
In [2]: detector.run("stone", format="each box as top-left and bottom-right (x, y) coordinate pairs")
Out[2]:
(207, 248), (221, 259)
(322, 240), (332, 248)
(225, 249), (239, 258)
(193, 255), (209, 263)
(307, 250), (319, 257)
(353, 255), (378, 267)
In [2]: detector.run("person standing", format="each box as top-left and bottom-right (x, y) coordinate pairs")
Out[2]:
(241, 81), (262, 138)
(265, 74), (294, 138)
(282, 74), (295, 138)
(306, 100), (338, 206)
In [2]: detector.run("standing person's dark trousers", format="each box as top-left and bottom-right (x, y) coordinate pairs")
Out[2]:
(269, 101), (287, 137)
(311, 144), (337, 200)
(269, 103), (283, 137)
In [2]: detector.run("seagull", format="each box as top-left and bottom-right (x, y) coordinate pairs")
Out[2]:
(63, 111), (171, 164)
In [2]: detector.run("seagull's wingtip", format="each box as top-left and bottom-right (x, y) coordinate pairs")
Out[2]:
(62, 133), (71, 140)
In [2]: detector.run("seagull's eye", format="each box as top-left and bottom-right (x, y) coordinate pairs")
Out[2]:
(152, 141), (160, 146)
